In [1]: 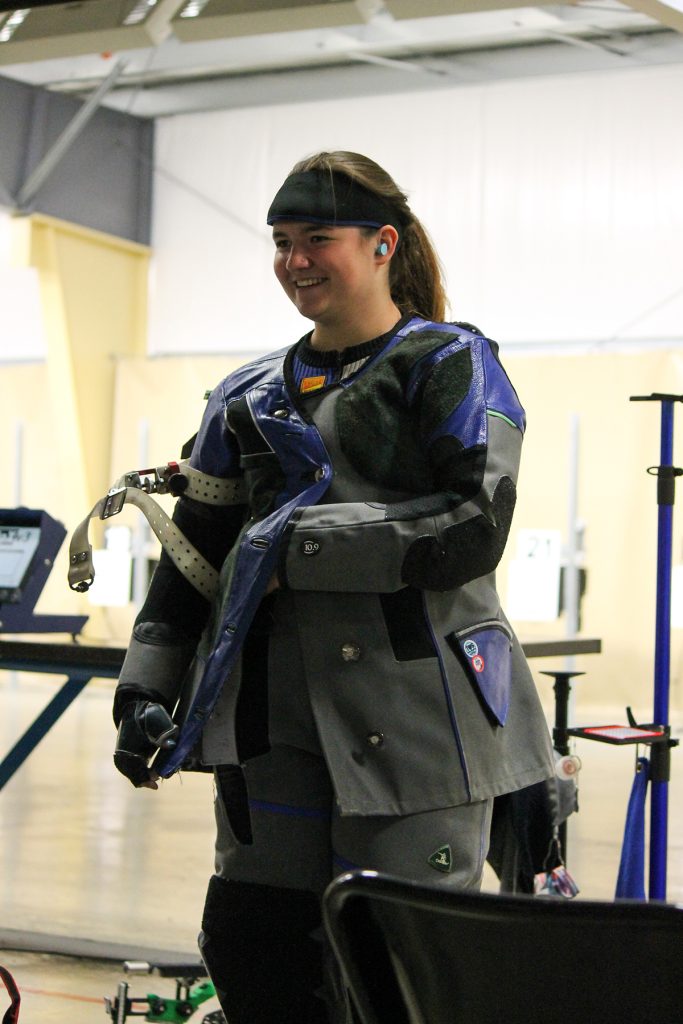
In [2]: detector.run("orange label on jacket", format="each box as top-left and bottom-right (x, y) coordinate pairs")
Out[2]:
(300, 375), (326, 394)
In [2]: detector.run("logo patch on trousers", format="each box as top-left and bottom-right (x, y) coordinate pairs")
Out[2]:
(428, 844), (453, 873)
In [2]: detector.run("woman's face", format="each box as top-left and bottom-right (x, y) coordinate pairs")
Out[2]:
(271, 221), (385, 332)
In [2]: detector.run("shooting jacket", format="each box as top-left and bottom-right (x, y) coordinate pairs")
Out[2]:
(116, 316), (554, 816)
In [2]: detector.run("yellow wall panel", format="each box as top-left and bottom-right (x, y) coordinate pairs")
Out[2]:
(23, 214), (149, 507)
(501, 348), (683, 718)
(2, 213), (150, 640)
(0, 361), (87, 626)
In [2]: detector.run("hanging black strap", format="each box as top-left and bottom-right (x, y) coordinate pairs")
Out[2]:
(0, 965), (20, 1024)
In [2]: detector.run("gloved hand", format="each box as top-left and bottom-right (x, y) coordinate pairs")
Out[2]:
(114, 700), (178, 788)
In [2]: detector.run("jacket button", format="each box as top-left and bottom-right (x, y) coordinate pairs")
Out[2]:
(367, 732), (384, 748)
(341, 643), (361, 662)
(314, 467), (325, 481)
(273, 408), (289, 419)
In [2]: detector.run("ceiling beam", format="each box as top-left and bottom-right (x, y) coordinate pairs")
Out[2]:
(387, 0), (541, 15)
(172, 0), (540, 42)
(172, 1), (362, 41)
(0, 0), (184, 65)
(620, 0), (683, 33)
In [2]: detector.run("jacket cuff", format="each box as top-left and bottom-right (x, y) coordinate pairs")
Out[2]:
(116, 630), (196, 718)
(112, 685), (172, 726)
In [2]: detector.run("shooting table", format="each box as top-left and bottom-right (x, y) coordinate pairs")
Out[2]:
(0, 637), (125, 791)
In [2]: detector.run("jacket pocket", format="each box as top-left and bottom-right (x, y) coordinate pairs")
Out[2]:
(446, 620), (512, 726)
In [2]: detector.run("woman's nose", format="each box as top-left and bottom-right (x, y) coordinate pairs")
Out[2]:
(286, 246), (311, 270)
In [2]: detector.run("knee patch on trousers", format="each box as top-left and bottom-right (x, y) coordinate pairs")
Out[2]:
(200, 875), (328, 1024)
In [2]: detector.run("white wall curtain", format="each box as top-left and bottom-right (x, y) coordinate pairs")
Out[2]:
(148, 62), (683, 358)
(0, 207), (47, 363)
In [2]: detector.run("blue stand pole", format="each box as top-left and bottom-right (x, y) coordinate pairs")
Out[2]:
(650, 400), (674, 900)
(630, 393), (682, 901)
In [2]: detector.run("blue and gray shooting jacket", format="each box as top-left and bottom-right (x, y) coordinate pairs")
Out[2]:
(116, 315), (554, 815)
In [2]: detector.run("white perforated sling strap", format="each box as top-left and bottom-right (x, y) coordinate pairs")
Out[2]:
(68, 460), (246, 602)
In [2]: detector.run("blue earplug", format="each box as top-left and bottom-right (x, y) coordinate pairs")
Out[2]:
(376, 242), (389, 256)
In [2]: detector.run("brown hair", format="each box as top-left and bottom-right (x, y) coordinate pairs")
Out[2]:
(290, 151), (448, 323)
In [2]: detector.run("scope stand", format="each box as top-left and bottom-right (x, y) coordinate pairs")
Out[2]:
(631, 393), (681, 901)
(568, 395), (682, 901)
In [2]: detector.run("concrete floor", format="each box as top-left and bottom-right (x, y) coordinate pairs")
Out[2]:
(0, 670), (681, 1023)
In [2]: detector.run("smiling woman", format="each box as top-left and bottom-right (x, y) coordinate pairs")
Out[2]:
(268, 152), (447, 340)
(270, 220), (399, 347)
(108, 150), (555, 1024)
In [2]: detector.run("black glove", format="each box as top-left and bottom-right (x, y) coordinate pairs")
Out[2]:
(114, 700), (179, 787)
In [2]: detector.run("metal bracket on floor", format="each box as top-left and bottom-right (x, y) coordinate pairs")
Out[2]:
(105, 960), (223, 1024)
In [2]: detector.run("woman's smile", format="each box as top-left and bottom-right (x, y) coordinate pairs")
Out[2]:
(294, 276), (327, 289)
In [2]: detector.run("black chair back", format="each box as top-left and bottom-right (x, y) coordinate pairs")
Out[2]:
(323, 870), (683, 1024)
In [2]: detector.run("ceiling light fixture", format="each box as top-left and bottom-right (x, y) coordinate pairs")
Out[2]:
(123, 0), (159, 27)
(179, 0), (211, 18)
(0, 8), (29, 43)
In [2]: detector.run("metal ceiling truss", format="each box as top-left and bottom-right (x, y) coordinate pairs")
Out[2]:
(15, 57), (126, 209)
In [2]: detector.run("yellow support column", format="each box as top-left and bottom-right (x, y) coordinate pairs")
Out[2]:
(9, 213), (151, 636)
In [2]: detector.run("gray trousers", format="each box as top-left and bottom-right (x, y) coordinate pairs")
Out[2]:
(213, 743), (493, 895)
(202, 593), (494, 1021)
(204, 746), (492, 1023)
